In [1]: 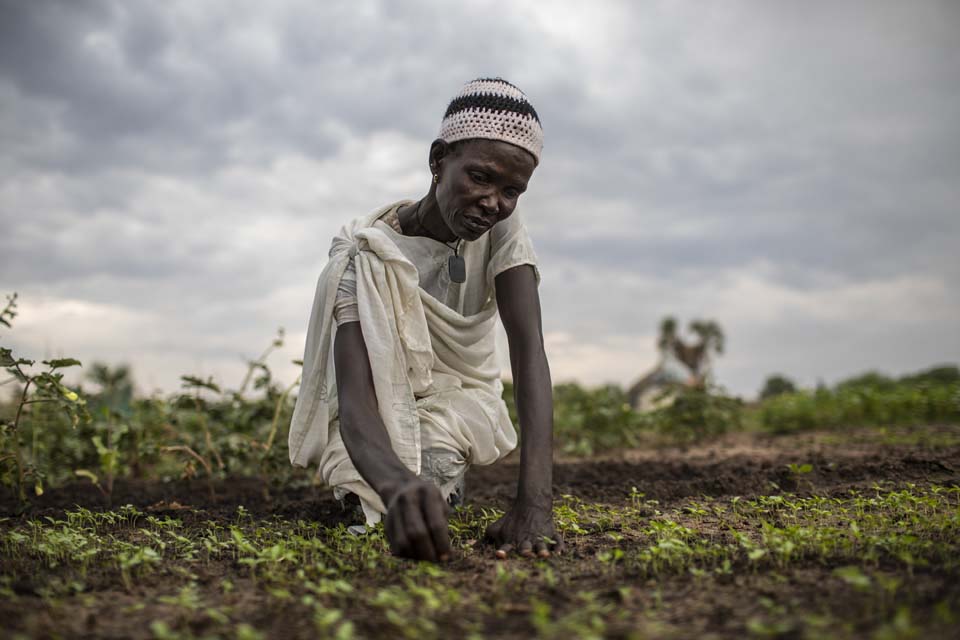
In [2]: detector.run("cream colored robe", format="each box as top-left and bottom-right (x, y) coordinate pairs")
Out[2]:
(289, 202), (537, 523)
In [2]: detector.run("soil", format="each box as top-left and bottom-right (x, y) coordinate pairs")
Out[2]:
(2, 427), (959, 638)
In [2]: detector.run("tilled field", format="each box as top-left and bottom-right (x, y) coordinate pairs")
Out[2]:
(2, 427), (959, 639)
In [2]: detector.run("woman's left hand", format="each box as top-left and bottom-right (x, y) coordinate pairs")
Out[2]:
(485, 500), (564, 559)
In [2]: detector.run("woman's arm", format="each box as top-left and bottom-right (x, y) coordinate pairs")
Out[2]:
(487, 264), (563, 558)
(334, 321), (452, 562)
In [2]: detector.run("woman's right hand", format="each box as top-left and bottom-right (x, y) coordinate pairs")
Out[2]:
(382, 477), (453, 562)
(333, 323), (453, 562)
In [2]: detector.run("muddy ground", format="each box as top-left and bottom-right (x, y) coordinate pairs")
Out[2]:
(2, 427), (959, 639)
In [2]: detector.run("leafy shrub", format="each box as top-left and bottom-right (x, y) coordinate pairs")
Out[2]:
(760, 369), (960, 434)
(551, 383), (649, 456)
(899, 365), (960, 386)
(1, 293), (91, 501)
(650, 385), (743, 443)
(504, 381), (743, 456)
(2, 293), (305, 501)
(835, 371), (898, 393)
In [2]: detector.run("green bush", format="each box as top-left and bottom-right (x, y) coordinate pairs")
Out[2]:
(551, 383), (648, 456)
(760, 371), (960, 434)
(503, 381), (743, 456)
(654, 385), (743, 442)
(3, 293), (303, 502)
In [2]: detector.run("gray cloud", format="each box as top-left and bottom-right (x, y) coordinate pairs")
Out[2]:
(2, 0), (958, 397)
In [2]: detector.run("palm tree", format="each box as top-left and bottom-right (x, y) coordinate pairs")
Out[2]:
(689, 320), (725, 356)
(657, 316), (678, 350)
(659, 317), (725, 386)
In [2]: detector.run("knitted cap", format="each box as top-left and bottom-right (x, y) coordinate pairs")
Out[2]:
(438, 78), (543, 164)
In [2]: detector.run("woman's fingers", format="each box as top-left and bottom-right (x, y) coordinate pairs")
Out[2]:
(421, 488), (452, 561)
(496, 540), (558, 559)
(389, 491), (439, 561)
(403, 499), (437, 562)
(534, 540), (550, 558)
(519, 539), (535, 558)
(384, 481), (459, 562)
(387, 507), (409, 556)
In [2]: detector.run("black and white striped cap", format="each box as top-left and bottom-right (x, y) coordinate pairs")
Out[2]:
(439, 78), (543, 164)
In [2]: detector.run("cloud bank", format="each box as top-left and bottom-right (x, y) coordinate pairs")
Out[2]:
(2, 0), (958, 397)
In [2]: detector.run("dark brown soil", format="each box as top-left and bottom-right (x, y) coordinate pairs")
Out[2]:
(7, 429), (956, 520)
(474, 430), (960, 507)
(2, 428), (959, 639)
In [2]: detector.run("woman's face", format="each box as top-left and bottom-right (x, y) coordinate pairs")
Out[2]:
(433, 139), (537, 241)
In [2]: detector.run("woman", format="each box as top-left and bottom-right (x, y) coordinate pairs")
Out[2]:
(289, 78), (561, 561)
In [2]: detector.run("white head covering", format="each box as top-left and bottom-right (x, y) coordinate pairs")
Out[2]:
(438, 78), (543, 164)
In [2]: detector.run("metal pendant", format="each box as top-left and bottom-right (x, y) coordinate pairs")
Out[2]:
(448, 254), (466, 284)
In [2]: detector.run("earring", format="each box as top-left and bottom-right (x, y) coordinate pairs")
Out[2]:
(433, 173), (439, 184)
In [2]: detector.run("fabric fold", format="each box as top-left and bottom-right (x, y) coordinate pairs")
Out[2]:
(288, 202), (520, 523)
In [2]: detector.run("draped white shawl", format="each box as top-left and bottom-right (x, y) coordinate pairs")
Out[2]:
(288, 203), (518, 521)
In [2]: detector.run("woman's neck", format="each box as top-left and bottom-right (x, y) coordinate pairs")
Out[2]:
(397, 196), (457, 243)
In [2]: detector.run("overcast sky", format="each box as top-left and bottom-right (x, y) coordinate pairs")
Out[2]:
(2, 0), (958, 399)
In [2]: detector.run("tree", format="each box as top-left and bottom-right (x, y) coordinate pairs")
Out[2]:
(656, 316), (725, 386)
(899, 365), (959, 386)
(657, 316), (678, 350)
(760, 374), (797, 400)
